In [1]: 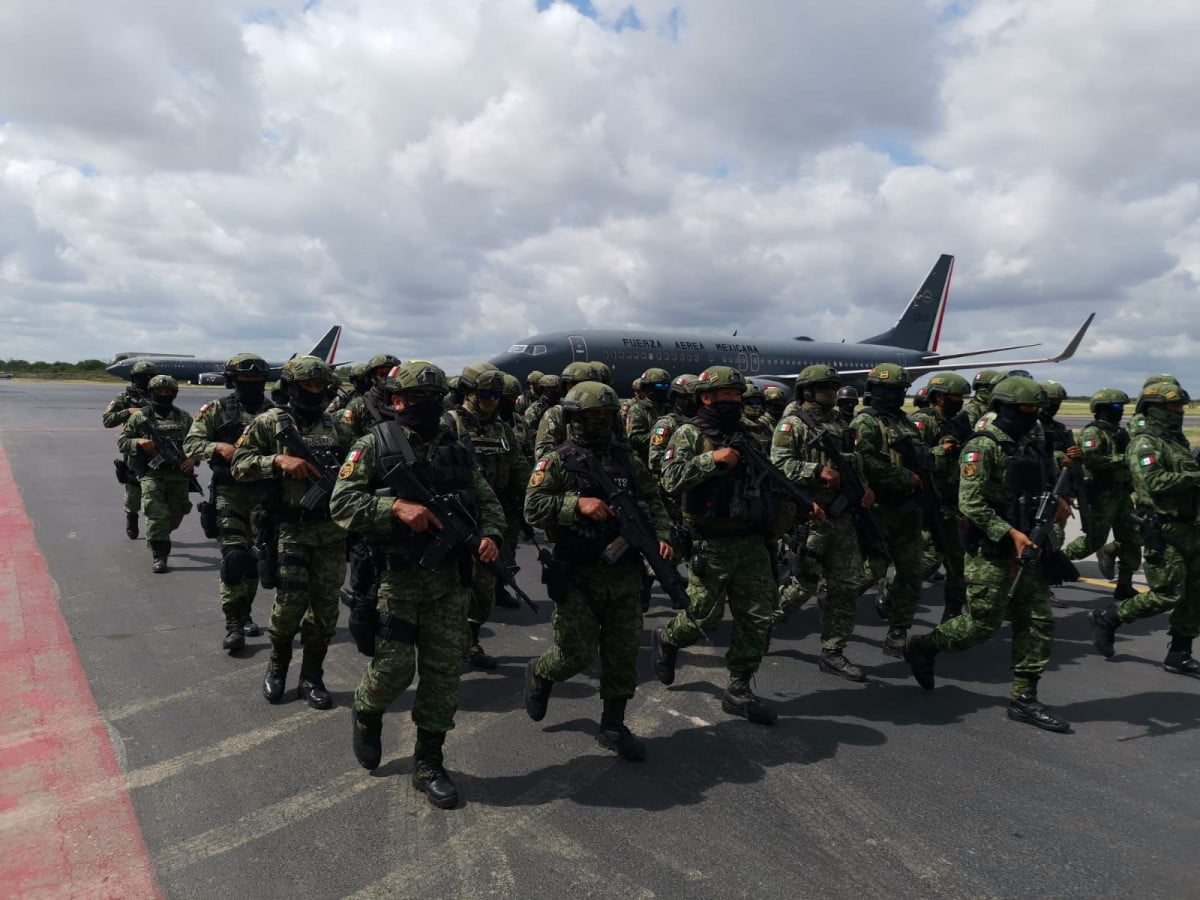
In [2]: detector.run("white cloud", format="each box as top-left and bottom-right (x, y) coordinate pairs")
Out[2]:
(0, 0), (1197, 395)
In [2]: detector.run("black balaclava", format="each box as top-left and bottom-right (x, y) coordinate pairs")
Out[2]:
(1145, 405), (1183, 432)
(150, 393), (175, 416)
(1094, 404), (1124, 426)
(940, 397), (965, 418)
(994, 404), (1038, 440)
(234, 380), (267, 412)
(396, 394), (444, 441)
(132, 374), (153, 394)
(569, 414), (613, 448)
(649, 386), (670, 406)
(870, 383), (906, 413)
(499, 396), (517, 421)
(696, 396), (743, 432)
(290, 385), (327, 423)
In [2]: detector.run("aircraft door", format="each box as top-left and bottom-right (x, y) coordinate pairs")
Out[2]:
(568, 336), (588, 362)
(737, 352), (748, 371)
(749, 352), (760, 373)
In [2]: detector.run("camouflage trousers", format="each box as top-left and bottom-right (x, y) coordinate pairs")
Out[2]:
(267, 524), (346, 653)
(775, 514), (863, 651)
(534, 559), (643, 700)
(216, 481), (261, 620)
(663, 532), (775, 681)
(467, 511), (522, 626)
(920, 507), (966, 610)
(926, 550), (1053, 698)
(123, 474), (142, 515)
(139, 473), (191, 543)
(355, 563), (469, 734)
(1115, 521), (1200, 639)
(1064, 485), (1142, 574)
(861, 503), (926, 629)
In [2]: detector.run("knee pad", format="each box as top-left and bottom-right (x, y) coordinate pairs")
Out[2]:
(220, 545), (258, 586)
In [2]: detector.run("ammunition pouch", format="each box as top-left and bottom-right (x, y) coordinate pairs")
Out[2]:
(690, 539), (709, 577)
(220, 544), (258, 586)
(540, 556), (573, 602)
(198, 499), (219, 539)
(250, 503), (279, 590)
(378, 611), (419, 645)
(113, 458), (130, 485)
(340, 588), (381, 657)
(1134, 511), (1167, 554)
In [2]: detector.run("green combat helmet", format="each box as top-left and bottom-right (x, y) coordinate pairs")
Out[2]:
(635, 367), (672, 393)
(588, 361), (613, 385)
(763, 385), (788, 403)
(796, 364), (841, 387)
(130, 360), (160, 392)
(562, 381), (620, 446)
(148, 374), (179, 395)
(347, 362), (371, 393)
(1040, 381), (1068, 401)
(972, 369), (1004, 399)
(1143, 373), (1180, 388)
(1136, 381), (1189, 411)
(925, 373), (971, 396)
(367, 353), (402, 378)
(990, 376), (1047, 408)
(224, 353), (269, 388)
(386, 360), (449, 395)
(1089, 388), (1130, 412)
(282, 355), (337, 387)
(467, 369), (505, 394)
(526, 370), (544, 390)
(561, 361), (601, 388)
(502, 373), (522, 398)
(695, 365), (748, 394)
(459, 361), (499, 391)
(866, 363), (913, 388)
(538, 374), (563, 402)
(562, 380), (621, 414)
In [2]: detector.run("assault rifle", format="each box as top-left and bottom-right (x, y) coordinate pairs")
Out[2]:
(276, 417), (341, 511)
(142, 416), (202, 494)
(723, 431), (819, 516)
(375, 455), (539, 613)
(1009, 465), (1079, 599)
(560, 449), (692, 611)
(892, 434), (947, 552)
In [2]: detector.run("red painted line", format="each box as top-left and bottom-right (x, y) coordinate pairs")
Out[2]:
(0, 441), (161, 897)
(930, 256), (953, 353)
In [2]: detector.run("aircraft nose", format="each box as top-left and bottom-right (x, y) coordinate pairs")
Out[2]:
(106, 362), (128, 377)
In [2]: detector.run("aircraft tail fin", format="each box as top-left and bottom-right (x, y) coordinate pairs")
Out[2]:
(860, 254), (954, 353)
(306, 326), (342, 364)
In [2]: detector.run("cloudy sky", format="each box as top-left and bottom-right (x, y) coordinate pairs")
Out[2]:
(1, 0), (1197, 395)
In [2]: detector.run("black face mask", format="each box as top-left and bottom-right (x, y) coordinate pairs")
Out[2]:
(1095, 406), (1124, 425)
(290, 387), (327, 422)
(994, 405), (1038, 440)
(151, 398), (174, 416)
(132, 375), (152, 393)
(1145, 406), (1183, 431)
(1045, 401), (1062, 418)
(396, 397), (444, 441)
(499, 398), (516, 421)
(569, 418), (613, 448)
(836, 401), (857, 417)
(697, 399), (743, 432)
(649, 388), (670, 406)
(235, 381), (266, 412)
(871, 384), (906, 412)
(941, 398), (964, 418)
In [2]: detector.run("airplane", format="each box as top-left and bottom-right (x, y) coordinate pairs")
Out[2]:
(105, 325), (343, 385)
(487, 255), (1094, 396)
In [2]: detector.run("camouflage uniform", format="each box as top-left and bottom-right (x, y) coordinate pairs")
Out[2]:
(231, 396), (353, 705)
(118, 399), (195, 566)
(337, 354), (402, 439)
(741, 385), (775, 452)
(184, 389), (275, 639)
(961, 370), (1003, 429)
(103, 378), (152, 535)
(524, 383), (670, 758)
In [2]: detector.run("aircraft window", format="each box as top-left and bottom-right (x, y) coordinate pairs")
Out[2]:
(508, 344), (527, 354)
(531, 345), (547, 356)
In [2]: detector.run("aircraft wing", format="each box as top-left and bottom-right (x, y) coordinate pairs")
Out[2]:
(923, 342), (1040, 362)
(838, 313), (1095, 378)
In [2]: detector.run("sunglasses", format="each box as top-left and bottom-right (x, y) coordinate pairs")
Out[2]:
(477, 390), (501, 400)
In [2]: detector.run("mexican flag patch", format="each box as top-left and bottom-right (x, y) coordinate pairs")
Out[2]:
(345, 448), (363, 463)
(1083, 439), (1097, 448)
(654, 426), (668, 435)
(964, 451), (980, 462)
(778, 422), (792, 433)
(1140, 455), (1157, 467)
(535, 458), (549, 471)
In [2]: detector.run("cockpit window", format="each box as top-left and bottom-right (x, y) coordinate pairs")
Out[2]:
(507, 344), (548, 355)
(531, 344), (547, 356)
(507, 344), (527, 353)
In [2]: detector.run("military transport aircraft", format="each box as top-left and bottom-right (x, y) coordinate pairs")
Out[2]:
(105, 325), (342, 385)
(488, 255), (1094, 394)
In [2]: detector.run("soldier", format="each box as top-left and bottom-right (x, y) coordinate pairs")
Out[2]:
(740, 384), (775, 451)
(446, 366), (531, 667)
(1063, 389), (1140, 599)
(104, 360), (158, 539)
(648, 375), (698, 475)
(763, 385), (788, 424)
(534, 362), (601, 459)
(625, 367), (671, 460)
(962, 370), (1004, 428)
(231, 356), (353, 710)
(911, 386), (931, 411)
(906, 377), (1072, 732)
(500, 372), (532, 464)
(184, 354), (275, 652)
(327, 362), (370, 414)
(771, 364), (875, 681)
(514, 370), (544, 419)
(834, 385), (859, 426)
(331, 361), (506, 809)
(523, 382), (672, 760)
(338, 353), (401, 438)
(851, 364), (927, 657)
(1090, 381), (1200, 676)
(910, 373), (973, 622)
(523, 373), (562, 434)
(118, 375), (197, 573)
(652, 366), (819, 725)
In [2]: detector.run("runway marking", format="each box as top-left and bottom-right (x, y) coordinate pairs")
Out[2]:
(1076, 576), (1148, 594)
(0, 439), (161, 897)
(103, 665), (259, 723)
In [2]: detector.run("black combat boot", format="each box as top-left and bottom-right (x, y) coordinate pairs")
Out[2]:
(125, 512), (139, 540)
(149, 540), (170, 574)
(412, 729), (459, 809)
(597, 698), (646, 761)
(297, 646), (333, 709)
(262, 642), (292, 704)
(1163, 635), (1200, 676)
(1096, 542), (1117, 581)
(1089, 604), (1122, 658)
(465, 621), (497, 670)
(882, 626), (907, 659)
(1007, 692), (1072, 733)
(222, 615), (246, 653)
(904, 634), (938, 690)
(721, 678), (777, 725)
(652, 628), (678, 685)
(818, 648), (865, 682)
(242, 616), (262, 637)
(1113, 569), (1137, 601)
(524, 659), (553, 721)
(351, 708), (383, 770)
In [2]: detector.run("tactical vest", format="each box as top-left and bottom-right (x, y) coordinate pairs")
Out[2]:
(211, 395), (273, 482)
(447, 408), (512, 493)
(370, 421), (478, 513)
(967, 430), (1051, 542)
(682, 425), (776, 532)
(1128, 421), (1200, 519)
(274, 411), (343, 519)
(552, 441), (636, 562)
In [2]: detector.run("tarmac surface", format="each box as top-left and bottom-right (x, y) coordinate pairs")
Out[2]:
(2, 382), (1199, 898)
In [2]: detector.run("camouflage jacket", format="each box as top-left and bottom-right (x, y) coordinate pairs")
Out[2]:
(117, 406), (194, 480)
(741, 411), (775, 453)
(648, 411), (687, 476)
(625, 398), (666, 460)
(1075, 418), (1131, 487)
(445, 405), (531, 515)
(958, 422), (1028, 545)
(770, 403), (866, 516)
(1126, 418), (1200, 520)
(102, 387), (149, 430)
(183, 394), (275, 481)
(337, 390), (391, 439)
(850, 408), (920, 507)
(911, 407), (969, 504)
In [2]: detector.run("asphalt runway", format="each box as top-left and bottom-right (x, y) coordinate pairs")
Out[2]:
(2, 382), (1199, 898)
